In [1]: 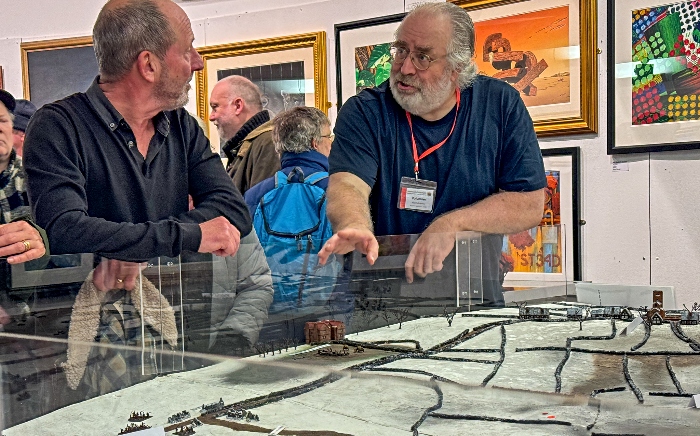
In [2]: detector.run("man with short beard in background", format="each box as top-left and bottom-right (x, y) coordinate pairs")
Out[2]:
(318, 2), (546, 306)
(209, 75), (279, 195)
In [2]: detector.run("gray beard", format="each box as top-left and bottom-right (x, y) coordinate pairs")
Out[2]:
(218, 126), (232, 145)
(154, 76), (190, 111)
(389, 68), (455, 117)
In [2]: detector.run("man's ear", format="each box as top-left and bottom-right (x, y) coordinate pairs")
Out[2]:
(136, 51), (158, 83)
(233, 97), (245, 115)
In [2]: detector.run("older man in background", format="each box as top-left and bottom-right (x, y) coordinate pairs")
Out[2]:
(244, 106), (340, 341)
(209, 75), (279, 195)
(0, 89), (46, 262)
(244, 106), (332, 213)
(0, 91), (31, 225)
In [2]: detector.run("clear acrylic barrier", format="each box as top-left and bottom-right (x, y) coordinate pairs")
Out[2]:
(1, 232), (698, 435)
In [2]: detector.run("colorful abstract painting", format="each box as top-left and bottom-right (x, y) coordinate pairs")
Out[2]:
(475, 6), (571, 107)
(501, 171), (562, 275)
(632, 1), (700, 125)
(354, 43), (392, 93)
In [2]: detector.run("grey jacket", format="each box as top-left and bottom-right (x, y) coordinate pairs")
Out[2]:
(208, 229), (273, 350)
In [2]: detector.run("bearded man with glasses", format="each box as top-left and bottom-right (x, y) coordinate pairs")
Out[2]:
(318, 2), (547, 307)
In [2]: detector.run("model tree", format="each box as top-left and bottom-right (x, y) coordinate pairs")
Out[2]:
(380, 308), (393, 327)
(358, 306), (377, 333)
(253, 342), (266, 357)
(266, 340), (276, 356)
(393, 307), (411, 329)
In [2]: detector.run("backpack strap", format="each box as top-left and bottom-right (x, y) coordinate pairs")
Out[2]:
(274, 167), (307, 188)
(287, 167), (306, 183)
(274, 167), (329, 187)
(304, 171), (329, 186)
(274, 169), (292, 188)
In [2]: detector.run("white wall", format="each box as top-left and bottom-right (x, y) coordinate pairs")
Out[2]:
(0, 0), (697, 306)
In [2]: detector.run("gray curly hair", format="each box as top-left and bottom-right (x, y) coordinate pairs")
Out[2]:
(272, 107), (330, 154)
(397, 2), (479, 88)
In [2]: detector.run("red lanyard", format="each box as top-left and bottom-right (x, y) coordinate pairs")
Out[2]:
(406, 89), (460, 179)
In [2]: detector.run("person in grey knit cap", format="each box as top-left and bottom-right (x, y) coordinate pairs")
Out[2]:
(11, 99), (36, 157)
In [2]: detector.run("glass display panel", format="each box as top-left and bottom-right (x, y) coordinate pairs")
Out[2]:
(0, 232), (695, 435)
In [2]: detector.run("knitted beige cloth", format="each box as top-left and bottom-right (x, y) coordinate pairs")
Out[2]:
(62, 271), (178, 390)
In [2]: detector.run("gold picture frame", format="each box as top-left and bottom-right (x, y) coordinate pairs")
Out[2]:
(20, 36), (98, 107)
(450, 0), (598, 136)
(195, 31), (329, 144)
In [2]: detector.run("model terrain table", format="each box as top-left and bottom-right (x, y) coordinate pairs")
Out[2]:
(6, 303), (700, 435)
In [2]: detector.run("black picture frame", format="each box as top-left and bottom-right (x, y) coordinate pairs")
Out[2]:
(334, 13), (405, 109)
(607, 0), (700, 154)
(541, 146), (582, 280)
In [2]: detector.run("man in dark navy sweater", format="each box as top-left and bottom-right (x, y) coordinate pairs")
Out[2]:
(318, 3), (546, 305)
(23, 0), (251, 290)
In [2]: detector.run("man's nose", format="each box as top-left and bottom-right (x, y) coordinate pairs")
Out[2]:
(400, 55), (417, 75)
(191, 48), (204, 72)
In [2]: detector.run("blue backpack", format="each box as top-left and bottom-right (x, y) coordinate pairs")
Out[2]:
(253, 167), (340, 312)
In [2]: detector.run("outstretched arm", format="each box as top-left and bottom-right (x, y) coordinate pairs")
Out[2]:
(317, 172), (378, 265)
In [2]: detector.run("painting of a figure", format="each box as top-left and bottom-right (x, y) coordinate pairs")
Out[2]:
(501, 171), (562, 275)
(474, 6), (571, 107)
(631, 2), (700, 125)
(218, 61), (307, 118)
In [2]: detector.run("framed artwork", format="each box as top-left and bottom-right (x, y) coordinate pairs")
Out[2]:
(608, 0), (700, 154)
(21, 36), (98, 108)
(501, 147), (581, 282)
(195, 32), (329, 150)
(335, 0), (597, 137)
(334, 13), (405, 107)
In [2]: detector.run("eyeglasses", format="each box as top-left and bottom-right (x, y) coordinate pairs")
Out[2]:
(320, 133), (334, 141)
(390, 45), (443, 71)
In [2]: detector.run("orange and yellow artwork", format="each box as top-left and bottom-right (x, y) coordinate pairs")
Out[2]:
(501, 171), (562, 275)
(475, 6), (571, 107)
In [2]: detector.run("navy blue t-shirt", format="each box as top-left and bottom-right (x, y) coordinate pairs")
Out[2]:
(330, 75), (546, 236)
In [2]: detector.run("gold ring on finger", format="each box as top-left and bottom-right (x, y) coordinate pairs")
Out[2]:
(21, 240), (30, 252)
(116, 278), (124, 284)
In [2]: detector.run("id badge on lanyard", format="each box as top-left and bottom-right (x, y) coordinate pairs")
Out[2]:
(398, 177), (437, 213)
(397, 88), (460, 214)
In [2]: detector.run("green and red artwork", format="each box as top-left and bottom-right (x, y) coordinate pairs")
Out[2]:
(632, 1), (700, 125)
